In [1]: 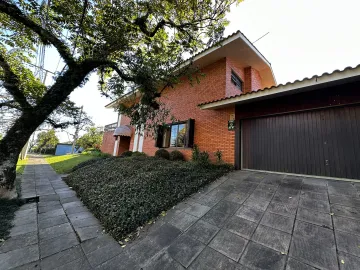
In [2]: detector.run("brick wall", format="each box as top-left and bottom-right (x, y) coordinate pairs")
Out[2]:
(226, 58), (245, 97)
(101, 131), (115, 155)
(244, 67), (263, 93)
(106, 57), (263, 165)
(140, 58), (236, 163)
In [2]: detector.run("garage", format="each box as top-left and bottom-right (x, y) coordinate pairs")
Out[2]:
(242, 105), (360, 179)
(199, 66), (360, 180)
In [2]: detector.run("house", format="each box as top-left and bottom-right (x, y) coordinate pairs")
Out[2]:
(102, 30), (360, 181)
(55, 143), (83, 156)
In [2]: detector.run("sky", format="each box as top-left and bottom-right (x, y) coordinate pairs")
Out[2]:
(40, 0), (360, 142)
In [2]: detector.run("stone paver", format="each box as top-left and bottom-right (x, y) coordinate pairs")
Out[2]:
(3, 156), (360, 269)
(0, 156), (113, 270)
(167, 235), (205, 268)
(209, 229), (247, 261)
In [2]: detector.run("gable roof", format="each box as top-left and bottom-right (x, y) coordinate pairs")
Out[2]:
(198, 64), (360, 109)
(105, 30), (275, 109)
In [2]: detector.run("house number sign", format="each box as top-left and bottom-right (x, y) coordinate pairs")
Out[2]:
(228, 120), (235, 131)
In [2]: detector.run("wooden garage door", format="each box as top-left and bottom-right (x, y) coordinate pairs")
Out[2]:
(242, 105), (360, 179)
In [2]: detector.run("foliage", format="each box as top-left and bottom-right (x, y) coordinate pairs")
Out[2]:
(170, 150), (184, 161)
(192, 144), (200, 161)
(16, 158), (27, 175)
(77, 127), (103, 150)
(82, 148), (111, 158)
(45, 154), (96, 174)
(198, 151), (210, 164)
(65, 156), (232, 240)
(0, 0), (241, 188)
(0, 198), (22, 240)
(214, 149), (223, 163)
(33, 130), (59, 153)
(72, 157), (105, 172)
(155, 149), (170, 159)
(132, 151), (147, 157)
(120, 151), (133, 157)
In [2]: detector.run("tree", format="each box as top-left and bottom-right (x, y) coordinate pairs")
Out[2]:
(33, 130), (59, 153)
(77, 127), (103, 150)
(0, 0), (240, 189)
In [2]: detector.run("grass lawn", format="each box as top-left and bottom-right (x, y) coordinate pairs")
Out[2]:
(65, 156), (232, 240)
(0, 159), (27, 240)
(16, 158), (28, 175)
(45, 154), (97, 174)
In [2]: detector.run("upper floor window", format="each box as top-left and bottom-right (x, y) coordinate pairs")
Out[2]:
(231, 71), (242, 91)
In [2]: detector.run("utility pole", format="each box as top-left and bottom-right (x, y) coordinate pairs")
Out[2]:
(71, 106), (83, 154)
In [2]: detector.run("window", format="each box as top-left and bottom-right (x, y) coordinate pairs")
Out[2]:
(231, 71), (242, 91)
(156, 119), (195, 148)
(170, 123), (187, 147)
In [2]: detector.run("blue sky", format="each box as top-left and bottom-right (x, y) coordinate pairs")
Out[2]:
(40, 0), (360, 142)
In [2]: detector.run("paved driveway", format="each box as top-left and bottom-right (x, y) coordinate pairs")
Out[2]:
(1, 159), (360, 269)
(115, 171), (360, 270)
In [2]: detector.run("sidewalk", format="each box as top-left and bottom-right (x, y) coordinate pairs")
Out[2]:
(1, 156), (360, 269)
(0, 155), (120, 270)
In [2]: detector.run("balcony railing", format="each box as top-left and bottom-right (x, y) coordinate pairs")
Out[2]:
(104, 122), (117, 132)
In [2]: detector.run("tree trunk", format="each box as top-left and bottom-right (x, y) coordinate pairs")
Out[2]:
(0, 61), (99, 189)
(0, 111), (40, 189)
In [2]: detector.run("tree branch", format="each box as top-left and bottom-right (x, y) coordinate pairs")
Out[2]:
(0, 0), (75, 66)
(45, 118), (80, 129)
(82, 59), (134, 81)
(79, 0), (89, 37)
(0, 52), (31, 110)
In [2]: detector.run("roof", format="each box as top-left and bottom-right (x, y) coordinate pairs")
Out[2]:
(184, 30), (272, 69)
(113, 125), (132, 137)
(198, 64), (360, 109)
(105, 30), (275, 109)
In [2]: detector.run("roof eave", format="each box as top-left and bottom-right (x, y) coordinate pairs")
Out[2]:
(179, 31), (272, 69)
(199, 65), (360, 110)
(105, 90), (140, 109)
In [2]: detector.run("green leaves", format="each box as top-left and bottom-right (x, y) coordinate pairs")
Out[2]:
(33, 129), (59, 152)
(76, 127), (103, 149)
(65, 156), (232, 240)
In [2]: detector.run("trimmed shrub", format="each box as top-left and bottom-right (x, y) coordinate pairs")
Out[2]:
(65, 156), (232, 241)
(132, 151), (147, 157)
(192, 144), (200, 161)
(170, 150), (184, 161)
(83, 149), (111, 158)
(214, 149), (223, 163)
(120, 151), (133, 157)
(198, 151), (210, 164)
(71, 158), (104, 172)
(155, 149), (170, 159)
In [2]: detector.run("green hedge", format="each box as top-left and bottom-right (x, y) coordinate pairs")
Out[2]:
(71, 157), (106, 172)
(155, 149), (170, 159)
(65, 156), (232, 240)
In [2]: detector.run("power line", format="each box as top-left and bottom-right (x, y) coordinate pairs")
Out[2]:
(252, 32), (270, 44)
(26, 63), (56, 75)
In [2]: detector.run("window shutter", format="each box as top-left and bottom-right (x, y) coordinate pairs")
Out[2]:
(155, 125), (163, 148)
(185, 119), (195, 148)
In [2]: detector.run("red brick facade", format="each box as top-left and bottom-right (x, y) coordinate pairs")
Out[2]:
(101, 131), (116, 155)
(102, 57), (264, 164)
(244, 67), (263, 93)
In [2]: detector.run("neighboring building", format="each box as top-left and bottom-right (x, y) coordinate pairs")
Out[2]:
(102, 30), (360, 181)
(55, 143), (83, 156)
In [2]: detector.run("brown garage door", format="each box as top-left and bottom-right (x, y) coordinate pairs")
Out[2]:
(242, 105), (360, 179)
